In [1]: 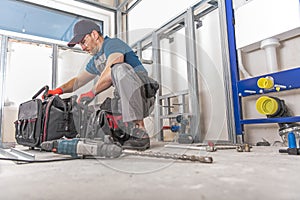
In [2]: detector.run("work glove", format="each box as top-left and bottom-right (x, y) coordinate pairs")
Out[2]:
(43, 88), (63, 99)
(48, 88), (63, 96)
(77, 90), (95, 105)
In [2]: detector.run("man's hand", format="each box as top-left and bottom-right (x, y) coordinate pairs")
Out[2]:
(48, 88), (63, 96)
(43, 88), (63, 99)
(77, 90), (95, 105)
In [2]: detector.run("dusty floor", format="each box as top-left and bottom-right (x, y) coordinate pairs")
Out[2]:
(0, 141), (300, 200)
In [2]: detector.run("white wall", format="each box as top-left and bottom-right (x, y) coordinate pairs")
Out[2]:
(234, 0), (300, 145)
(234, 0), (300, 50)
(128, 0), (199, 44)
(195, 10), (228, 141)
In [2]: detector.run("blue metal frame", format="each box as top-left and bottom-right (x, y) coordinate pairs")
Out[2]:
(242, 116), (300, 124)
(225, 0), (243, 135)
(225, 0), (300, 136)
(238, 67), (300, 97)
(239, 67), (300, 125)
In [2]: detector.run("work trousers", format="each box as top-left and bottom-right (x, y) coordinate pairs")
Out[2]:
(111, 63), (155, 122)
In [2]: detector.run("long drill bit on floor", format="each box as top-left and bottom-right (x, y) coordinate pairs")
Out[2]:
(122, 149), (213, 163)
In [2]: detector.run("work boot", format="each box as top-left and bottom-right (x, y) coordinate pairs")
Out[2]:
(122, 128), (150, 151)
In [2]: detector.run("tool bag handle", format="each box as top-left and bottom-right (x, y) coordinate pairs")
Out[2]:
(32, 85), (49, 100)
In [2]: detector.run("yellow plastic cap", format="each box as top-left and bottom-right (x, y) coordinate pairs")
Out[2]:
(257, 77), (274, 89)
(256, 96), (278, 115)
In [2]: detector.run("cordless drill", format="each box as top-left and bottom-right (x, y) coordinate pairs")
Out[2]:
(41, 138), (122, 158)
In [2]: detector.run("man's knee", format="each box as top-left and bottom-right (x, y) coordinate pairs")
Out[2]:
(111, 63), (132, 79)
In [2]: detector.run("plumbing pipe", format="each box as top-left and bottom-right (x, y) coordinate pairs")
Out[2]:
(260, 38), (280, 73)
(256, 96), (300, 143)
(257, 76), (274, 89)
(237, 49), (252, 78)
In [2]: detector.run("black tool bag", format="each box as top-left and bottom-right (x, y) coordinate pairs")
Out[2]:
(14, 86), (79, 148)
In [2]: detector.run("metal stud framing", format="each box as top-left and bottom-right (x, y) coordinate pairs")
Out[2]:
(185, 7), (201, 142)
(131, 0), (236, 143)
(0, 36), (8, 147)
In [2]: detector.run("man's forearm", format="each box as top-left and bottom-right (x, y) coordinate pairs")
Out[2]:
(59, 78), (77, 93)
(93, 67), (112, 95)
(92, 52), (123, 95)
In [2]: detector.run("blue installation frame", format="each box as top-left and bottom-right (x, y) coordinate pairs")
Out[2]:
(224, 0), (243, 137)
(224, 0), (300, 139)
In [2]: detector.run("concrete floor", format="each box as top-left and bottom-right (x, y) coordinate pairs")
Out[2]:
(0, 142), (300, 200)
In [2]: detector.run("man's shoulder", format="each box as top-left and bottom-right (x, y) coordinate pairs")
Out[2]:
(103, 37), (129, 52)
(104, 36), (123, 44)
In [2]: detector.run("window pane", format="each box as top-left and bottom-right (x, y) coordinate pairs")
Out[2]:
(0, 0), (103, 42)
(2, 39), (52, 146)
(5, 40), (52, 105)
(57, 48), (94, 97)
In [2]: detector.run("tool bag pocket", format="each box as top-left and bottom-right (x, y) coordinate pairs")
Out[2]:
(42, 95), (78, 142)
(14, 99), (43, 147)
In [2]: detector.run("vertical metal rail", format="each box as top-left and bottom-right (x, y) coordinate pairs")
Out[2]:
(0, 36), (8, 147)
(116, 0), (131, 10)
(125, 11), (129, 43)
(114, 0), (122, 39)
(218, 0), (237, 143)
(185, 7), (201, 142)
(116, 10), (123, 39)
(115, 0), (132, 41)
(224, 0), (243, 142)
(136, 41), (142, 59)
(52, 44), (58, 89)
(152, 32), (163, 140)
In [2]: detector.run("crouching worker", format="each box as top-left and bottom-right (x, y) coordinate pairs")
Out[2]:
(47, 20), (157, 150)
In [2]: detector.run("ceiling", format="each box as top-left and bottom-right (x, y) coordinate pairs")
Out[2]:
(79, 0), (134, 8)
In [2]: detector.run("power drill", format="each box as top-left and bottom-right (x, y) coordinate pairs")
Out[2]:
(41, 138), (122, 158)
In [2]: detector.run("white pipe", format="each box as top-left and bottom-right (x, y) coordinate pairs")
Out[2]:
(260, 38), (280, 73)
(237, 49), (252, 78)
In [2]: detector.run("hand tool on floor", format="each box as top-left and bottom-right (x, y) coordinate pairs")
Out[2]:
(236, 143), (252, 152)
(123, 149), (213, 163)
(41, 138), (123, 158)
(41, 138), (213, 163)
(165, 143), (252, 152)
(256, 138), (271, 146)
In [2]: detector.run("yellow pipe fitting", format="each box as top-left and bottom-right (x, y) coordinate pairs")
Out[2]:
(257, 76), (274, 89)
(256, 96), (279, 115)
